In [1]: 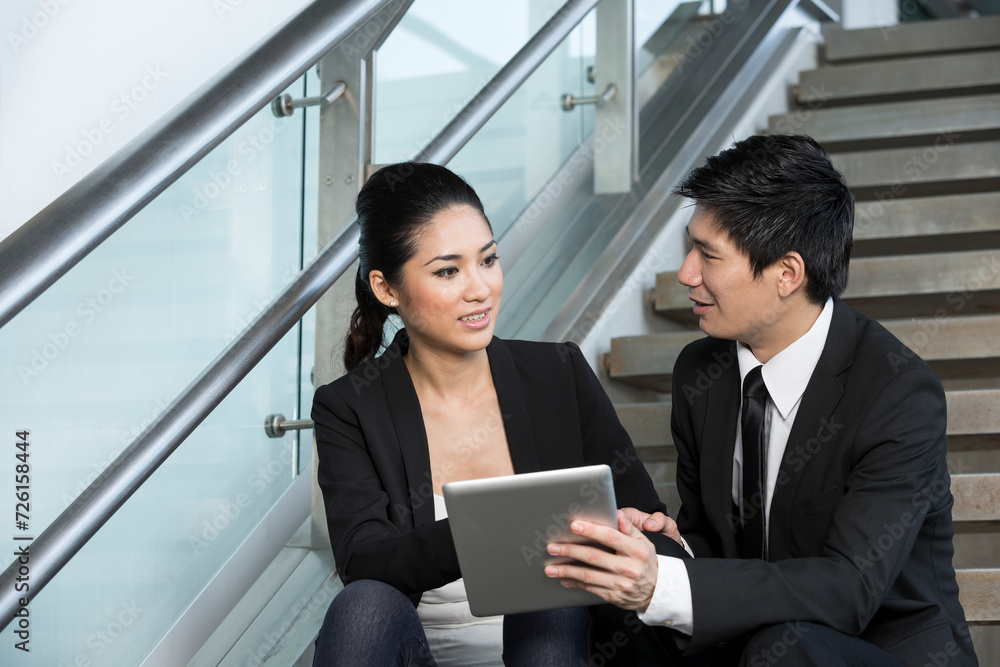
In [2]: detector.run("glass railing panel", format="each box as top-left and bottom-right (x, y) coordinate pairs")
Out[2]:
(446, 7), (594, 238)
(636, 0), (713, 74)
(373, 0), (573, 166)
(298, 64), (322, 476)
(374, 1), (595, 238)
(0, 70), (315, 665)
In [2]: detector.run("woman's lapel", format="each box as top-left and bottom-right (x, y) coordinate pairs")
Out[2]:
(379, 329), (435, 528)
(486, 338), (541, 473)
(379, 332), (542, 528)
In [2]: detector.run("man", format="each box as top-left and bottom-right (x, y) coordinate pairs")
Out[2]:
(546, 135), (977, 665)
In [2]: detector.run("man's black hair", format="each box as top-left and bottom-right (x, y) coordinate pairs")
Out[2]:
(674, 134), (854, 305)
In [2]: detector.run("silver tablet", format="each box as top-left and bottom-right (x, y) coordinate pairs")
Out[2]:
(442, 464), (618, 617)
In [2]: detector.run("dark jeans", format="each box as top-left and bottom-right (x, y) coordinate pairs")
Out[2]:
(313, 579), (591, 666)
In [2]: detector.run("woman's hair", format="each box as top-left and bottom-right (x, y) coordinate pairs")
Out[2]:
(343, 162), (490, 371)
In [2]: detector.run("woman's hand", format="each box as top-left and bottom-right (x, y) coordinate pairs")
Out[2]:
(621, 507), (685, 550)
(544, 511), (659, 613)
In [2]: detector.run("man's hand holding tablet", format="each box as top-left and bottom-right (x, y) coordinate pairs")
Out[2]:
(544, 510), (662, 613)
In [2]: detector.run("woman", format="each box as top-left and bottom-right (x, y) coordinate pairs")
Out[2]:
(311, 162), (668, 666)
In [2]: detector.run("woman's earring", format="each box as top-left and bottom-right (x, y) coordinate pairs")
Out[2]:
(390, 300), (397, 307)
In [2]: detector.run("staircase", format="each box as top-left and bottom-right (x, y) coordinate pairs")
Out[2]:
(604, 15), (1000, 659)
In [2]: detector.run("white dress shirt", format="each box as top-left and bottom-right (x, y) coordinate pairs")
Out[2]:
(639, 298), (834, 633)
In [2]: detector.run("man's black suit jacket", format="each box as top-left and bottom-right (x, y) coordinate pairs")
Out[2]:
(671, 299), (976, 664)
(312, 331), (665, 605)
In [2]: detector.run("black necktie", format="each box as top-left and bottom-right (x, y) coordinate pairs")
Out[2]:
(741, 365), (769, 559)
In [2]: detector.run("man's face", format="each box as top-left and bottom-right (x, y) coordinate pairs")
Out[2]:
(677, 206), (784, 346)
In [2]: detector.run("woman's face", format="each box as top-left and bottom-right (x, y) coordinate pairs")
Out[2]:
(375, 205), (502, 356)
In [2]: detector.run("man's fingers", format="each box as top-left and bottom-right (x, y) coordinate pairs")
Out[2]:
(545, 557), (619, 587)
(621, 507), (652, 529)
(619, 511), (646, 539)
(640, 511), (669, 532)
(545, 525), (659, 611)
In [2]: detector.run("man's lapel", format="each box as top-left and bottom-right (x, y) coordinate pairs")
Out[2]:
(703, 340), (742, 556)
(768, 299), (856, 559)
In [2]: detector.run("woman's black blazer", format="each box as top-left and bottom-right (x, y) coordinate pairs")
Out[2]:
(312, 329), (665, 605)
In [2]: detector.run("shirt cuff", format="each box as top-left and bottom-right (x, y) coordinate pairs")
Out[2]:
(679, 536), (694, 558)
(637, 555), (694, 635)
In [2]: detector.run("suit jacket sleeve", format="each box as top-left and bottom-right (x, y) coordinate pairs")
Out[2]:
(313, 383), (459, 596)
(679, 366), (951, 652)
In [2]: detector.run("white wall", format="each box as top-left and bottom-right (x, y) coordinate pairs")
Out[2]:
(840, 0), (898, 29)
(0, 0), (312, 241)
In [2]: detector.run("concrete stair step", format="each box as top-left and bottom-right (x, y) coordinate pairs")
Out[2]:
(769, 94), (1000, 152)
(952, 473), (1000, 532)
(618, 389), (1000, 457)
(881, 314), (1000, 382)
(854, 192), (1000, 258)
(824, 16), (1000, 64)
(608, 331), (704, 392)
(830, 140), (1000, 201)
(798, 51), (1000, 107)
(947, 389), (1000, 450)
(956, 568), (1000, 625)
(615, 402), (673, 462)
(655, 250), (1000, 322)
(610, 315), (1000, 389)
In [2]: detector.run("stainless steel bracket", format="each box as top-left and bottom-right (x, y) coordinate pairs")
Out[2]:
(561, 83), (617, 111)
(264, 413), (315, 438)
(271, 80), (347, 117)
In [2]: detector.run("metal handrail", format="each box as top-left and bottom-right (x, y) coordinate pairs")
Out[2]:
(0, 0), (392, 331)
(0, 0), (600, 629)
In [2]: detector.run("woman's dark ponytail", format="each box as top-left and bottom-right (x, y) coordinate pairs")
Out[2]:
(342, 162), (489, 371)
(343, 268), (393, 371)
